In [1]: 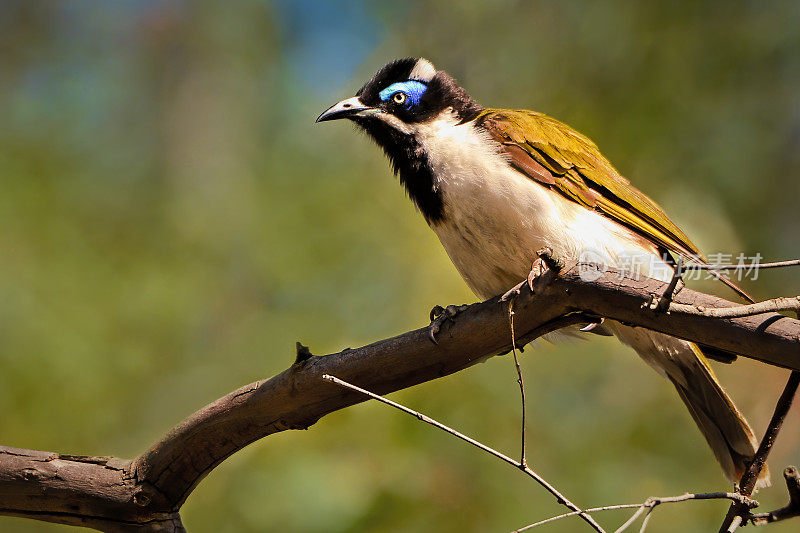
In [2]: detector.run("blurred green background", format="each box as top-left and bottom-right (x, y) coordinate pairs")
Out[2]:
(2, 1), (799, 532)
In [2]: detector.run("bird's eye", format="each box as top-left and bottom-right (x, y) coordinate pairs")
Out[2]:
(392, 92), (407, 105)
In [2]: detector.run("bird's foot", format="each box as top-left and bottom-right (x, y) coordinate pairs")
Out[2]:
(500, 247), (561, 303)
(428, 304), (469, 344)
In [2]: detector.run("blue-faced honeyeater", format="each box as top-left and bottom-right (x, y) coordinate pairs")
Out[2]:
(317, 57), (768, 488)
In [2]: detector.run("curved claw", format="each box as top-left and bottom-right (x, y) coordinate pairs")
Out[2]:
(501, 254), (553, 303)
(579, 317), (605, 332)
(428, 325), (440, 345)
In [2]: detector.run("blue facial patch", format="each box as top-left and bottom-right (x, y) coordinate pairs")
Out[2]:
(379, 80), (428, 107)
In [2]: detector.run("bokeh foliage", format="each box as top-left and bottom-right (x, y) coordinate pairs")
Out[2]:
(1, 1), (799, 531)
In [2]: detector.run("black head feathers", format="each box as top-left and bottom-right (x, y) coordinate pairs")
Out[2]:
(317, 58), (483, 224)
(357, 57), (482, 123)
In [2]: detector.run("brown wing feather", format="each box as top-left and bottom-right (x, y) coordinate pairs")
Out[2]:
(477, 108), (755, 302)
(478, 109), (703, 259)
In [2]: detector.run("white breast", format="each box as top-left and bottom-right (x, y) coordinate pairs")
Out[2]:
(411, 111), (669, 300)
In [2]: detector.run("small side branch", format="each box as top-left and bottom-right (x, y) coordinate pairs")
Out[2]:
(665, 296), (800, 319)
(322, 374), (606, 533)
(653, 256), (684, 313)
(507, 299), (528, 467)
(684, 259), (800, 271)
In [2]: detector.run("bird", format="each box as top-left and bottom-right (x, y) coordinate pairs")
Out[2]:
(316, 57), (768, 488)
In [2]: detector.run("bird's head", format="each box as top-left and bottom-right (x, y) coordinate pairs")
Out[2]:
(316, 58), (482, 224)
(316, 57), (481, 137)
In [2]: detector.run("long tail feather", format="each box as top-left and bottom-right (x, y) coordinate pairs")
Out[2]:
(609, 323), (770, 489)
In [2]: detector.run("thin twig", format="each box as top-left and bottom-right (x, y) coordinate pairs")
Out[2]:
(322, 374), (606, 533)
(513, 504), (642, 532)
(514, 492), (757, 532)
(653, 255), (683, 313)
(638, 506), (655, 532)
(508, 299), (527, 467)
(718, 371), (800, 532)
(665, 296), (800, 319)
(613, 504), (650, 533)
(682, 259), (800, 271)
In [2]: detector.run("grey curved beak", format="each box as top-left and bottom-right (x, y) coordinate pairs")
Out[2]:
(316, 96), (374, 123)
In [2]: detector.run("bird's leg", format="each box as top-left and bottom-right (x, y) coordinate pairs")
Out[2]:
(428, 304), (470, 344)
(500, 247), (561, 302)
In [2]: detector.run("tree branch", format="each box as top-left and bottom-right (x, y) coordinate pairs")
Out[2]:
(0, 448), (182, 532)
(2, 261), (799, 530)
